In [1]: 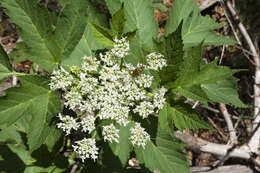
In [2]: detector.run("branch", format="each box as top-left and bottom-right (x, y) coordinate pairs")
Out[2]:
(174, 131), (260, 166)
(223, 0), (260, 155)
(199, 0), (219, 11)
(219, 103), (238, 144)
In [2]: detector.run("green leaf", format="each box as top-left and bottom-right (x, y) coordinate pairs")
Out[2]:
(0, 64), (12, 81)
(169, 104), (212, 130)
(203, 32), (237, 46)
(173, 44), (202, 88)
(44, 125), (62, 152)
(158, 103), (173, 134)
(0, 44), (12, 71)
(164, 0), (235, 48)
(105, 0), (123, 15)
(151, 3), (168, 12)
(1, 0), (60, 72)
(136, 129), (189, 173)
(164, 0), (195, 36)
(201, 79), (246, 107)
(61, 23), (105, 68)
(0, 75), (61, 151)
(110, 7), (125, 37)
(158, 25), (184, 85)
(109, 123), (132, 166)
(88, 21), (114, 48)
(173, 44), (245, 107)
(182, 6), (233, 48)
(0, 125), (24, 144)
(55, 0), (88, 59)
(124, 0), (158, 49)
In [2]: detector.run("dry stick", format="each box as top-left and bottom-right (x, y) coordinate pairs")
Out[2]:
(199, 0), (219, 11)
(219, 103), (238, 145)
(219, 1), (257, 67)
(174, 131), (260, 166)
(225, 0), (260, 155)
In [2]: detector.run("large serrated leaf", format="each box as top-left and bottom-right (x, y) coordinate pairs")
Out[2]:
(158, 104), (173, 134)
(124, 0), (158, 49)
(169, 104), (212, 130)
(0, 75), (61, 151)
(136, 129), (189, 173)
(201, 79), (246, 107)
(165, 0), (235, 48)
(172, 44), (245, 107)
(1, 0), (60, 72)
(55, 0), (88, 59)
(61, 23), (105, 68)
(159, 25), (184, 85)
(164, 0), (195, 36)
(105, 0), (123, 16)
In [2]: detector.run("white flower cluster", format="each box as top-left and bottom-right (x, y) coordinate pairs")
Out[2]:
(50, 37), (167, 162)
(130, 123), (150, 148)
(102, 124), (120, 143)
(72, 138), (99, 162)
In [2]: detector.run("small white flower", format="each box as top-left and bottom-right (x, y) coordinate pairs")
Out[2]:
(130, 123), (150, 149)
(111, 37), (130, 58)
(146, 52), (167, 71)
(64, 90), (82, 110)
(153, 87), (167, 112)
(49, 67), (73, 91)
(133, 101), (154, 118)
(80, 115), (95, 134)
(72, 138), (99, 162)
(79, 73), (98, 94)
(134, 73), (153, 88)
(102, 124), (120, 143)
(57, 113), (79, 135)
(82, 56), (100, 72)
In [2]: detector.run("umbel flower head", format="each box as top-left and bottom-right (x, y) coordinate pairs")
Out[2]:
(72, 138), (99, 162)
(50, 37), (167, 162)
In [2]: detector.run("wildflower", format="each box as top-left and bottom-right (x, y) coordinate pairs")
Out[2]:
(57, 113), (79, 135)
(82, 56), (100, 72)
(102, 124), (120, 143)
(111, 37), (130, 58)
(49, 67), (73, 91)
(146, 52), (167, 71)
(134, 73), (153, 88)
(153, 87), (167, 112)
(72, 138), (99, 162)
(80, 115), (95, 134)
(64, 90), (82, 110)
(133, 101), (154, 118)
(130, 123), (150, 148)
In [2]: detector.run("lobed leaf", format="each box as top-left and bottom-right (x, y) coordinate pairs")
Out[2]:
(1, 0), (60, 72)
(0, 75), (61, 151)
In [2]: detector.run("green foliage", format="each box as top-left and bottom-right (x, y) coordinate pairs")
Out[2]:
(165, 0), (236, 48)
(135, 128), (189, 173)
(0, 75), (61, 151)
(1, 0), (60, 72)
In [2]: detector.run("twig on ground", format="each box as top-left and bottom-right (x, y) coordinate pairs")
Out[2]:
(174, 131), (260, 167)
(185, 98), (220, 114)
(207, 116), (228, 142)
(219, 45), (226, 65)
(219, 103), (238, 145)
(199, 0), (219, 11)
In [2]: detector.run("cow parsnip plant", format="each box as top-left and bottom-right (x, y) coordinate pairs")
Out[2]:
(0, 0), (245, 172)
